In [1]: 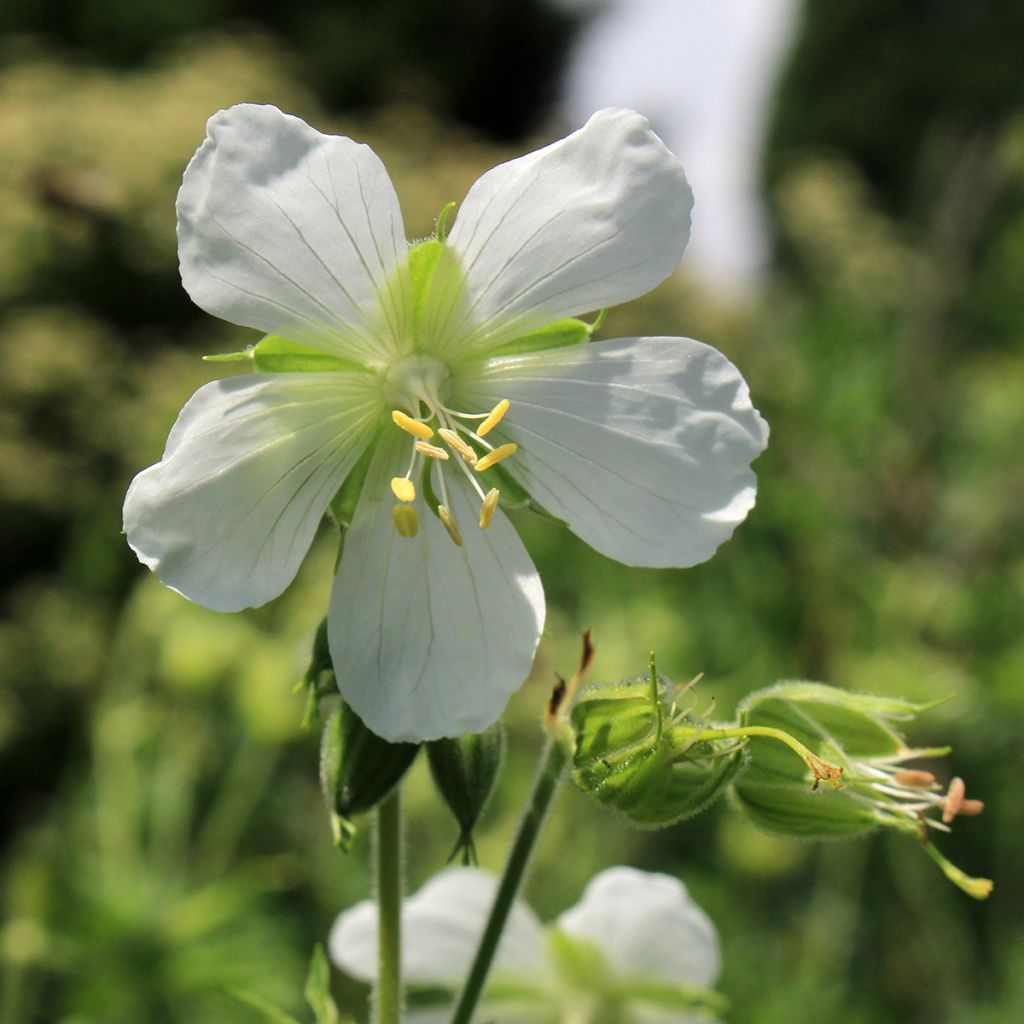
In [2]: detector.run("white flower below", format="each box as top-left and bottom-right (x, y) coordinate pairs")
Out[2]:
(329, 865), (724, 1023)
(123, 103), (768, 742)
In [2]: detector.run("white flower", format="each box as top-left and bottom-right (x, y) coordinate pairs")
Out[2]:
(123, 103), (768, 742)
(329, 865), (723, 1024)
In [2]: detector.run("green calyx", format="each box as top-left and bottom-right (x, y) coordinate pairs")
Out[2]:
(426, 722), (505, 865)
(570, 655), (746, 828)
(732, 681), (992, 899)
(204, 334), (365, 374)
(319, 700), (420, 851)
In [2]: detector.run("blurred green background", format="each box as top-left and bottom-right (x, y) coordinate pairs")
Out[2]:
(1, 1), (1022, 1022)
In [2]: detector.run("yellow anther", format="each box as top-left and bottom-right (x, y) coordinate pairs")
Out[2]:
(414, 440), (449, 460)
(478, 398), (510, 437)
(437, 505), (463, 547)
(438, 428), (478, 465)
(390, 477), (416, 503)
(474, 442), (518, 473)
(479, 488), (500, 529)
(391, 504), (419, 538)
(392, 409), (434, 440)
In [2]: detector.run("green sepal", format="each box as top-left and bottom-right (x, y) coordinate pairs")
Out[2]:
(319, 700), (420, 851)
(204, 335), (364, 374)
(304, 945), (340, 1024)
(295, 618), (339, 729)
(571, 669), (743, 828)
(426, 723), (505, 865)
(328, 437), (378, 531)
(731, 681), (906, 839)
(488, 317), (591, 358)
(408, 239), (444, 326)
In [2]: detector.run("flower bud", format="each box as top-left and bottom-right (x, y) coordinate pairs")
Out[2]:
(319, 699), (420, 851)
(571, 660), (745, 827)
(732, 681), (992, 898)
(426, 722), (505, 864)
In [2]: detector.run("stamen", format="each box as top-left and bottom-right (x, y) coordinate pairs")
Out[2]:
(942, 776), (965, 823)
(475, 442), (517, 472)
(390, 477), (416, 503)
(893, 769), (937, 789)
(438, 427), (478, 465)
(392, 409), (434, 439)
(479, 488), (500, 528)
(438, 505), (463, 546)
(415, 440), (450, 460)
(478, 399), (510, 436)
(391, 505), (418, 538)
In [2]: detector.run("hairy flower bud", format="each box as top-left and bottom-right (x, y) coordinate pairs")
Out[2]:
(319, 699), (420, 851)
(732, 681), (992, 899)
(571, 657), (746, 827)
(427, 723), (505, 864)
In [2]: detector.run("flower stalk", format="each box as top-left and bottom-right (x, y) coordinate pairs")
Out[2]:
(448, 733), (570, 1024)
(374, 789), (403, 1024)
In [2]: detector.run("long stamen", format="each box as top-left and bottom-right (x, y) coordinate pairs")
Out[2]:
(438, 505), (463, 546)
(415, 440), (450, 460)
(391, 505), (418, 538)
(475, 443), (517, 473)
(392, 409), (434, 439)
(438, 427), (478, 466)
(479, 488), (500, 528)
(477, 399), (510, 437)
(390, 477), (416, 502)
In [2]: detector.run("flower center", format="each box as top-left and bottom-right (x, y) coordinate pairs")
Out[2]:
(383, 358), (517, 544)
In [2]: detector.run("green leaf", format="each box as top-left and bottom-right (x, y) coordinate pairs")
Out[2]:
(304, 945), (340, 1024)
(229, 989), (304, 1024)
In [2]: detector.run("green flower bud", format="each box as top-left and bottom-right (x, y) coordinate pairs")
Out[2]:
(571, 656), (746, 827)
(319, 699), (419, 851)
(427, 723), (505, 865)
(732, 681), (992, 899)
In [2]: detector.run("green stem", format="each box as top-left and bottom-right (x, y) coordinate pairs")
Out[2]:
(449, 735), (570, 1024)
(375, 788), (403, 1024)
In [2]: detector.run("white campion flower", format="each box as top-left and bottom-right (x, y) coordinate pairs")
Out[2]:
(122, 104), (768, 742)
(329, 865), (724, 1024)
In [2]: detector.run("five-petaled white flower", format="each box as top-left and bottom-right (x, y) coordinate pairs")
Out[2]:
(330, 865), (724, 1024)
(123, 104), (768, 742)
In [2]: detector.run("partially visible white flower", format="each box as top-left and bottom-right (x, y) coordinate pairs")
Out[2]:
(123, 103), (768, 743)
(329, 866), (724, 1023)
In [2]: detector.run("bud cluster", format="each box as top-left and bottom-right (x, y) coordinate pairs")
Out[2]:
(570, 662), (991, 899)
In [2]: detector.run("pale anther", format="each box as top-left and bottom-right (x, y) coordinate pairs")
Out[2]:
(391, 477), (416, 503)
(391, 504), (419, 538)
(478, 399), (510, 437)
(479, 488), (500, 529)
(415, 440), (449, 460)
(438, 428), (478, 465)
(942, 776), (965, 823)
(893, 769), (936, 789)
(392, 409), (434, 440)
(475, 442), (517, 473)
(438, 505), (463, 547)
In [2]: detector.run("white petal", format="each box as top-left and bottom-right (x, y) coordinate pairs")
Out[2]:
(457, 337), (769, 568)
(177, 104), (409, 365)
(556, 867), (720, 988)
(444, 108), (692, 356)
(123, 372), (380, 612)
(328, 435), (544, 742)
(328, 867), (548, 986)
